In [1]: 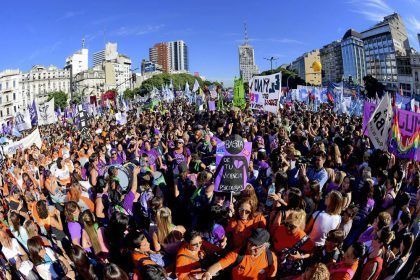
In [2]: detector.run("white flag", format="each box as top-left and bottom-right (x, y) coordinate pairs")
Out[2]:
(193, 79), (200, 93)
(14, 110), (32, 131)
(37, 98), (57, 125)
(367, 93), (393, 151)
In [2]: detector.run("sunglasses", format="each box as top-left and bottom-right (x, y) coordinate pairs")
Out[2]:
(190, 241), (203, 247)
(239, 208), (251, 215)
(112, 153), (117, 155)
(284, 222), (297, 230)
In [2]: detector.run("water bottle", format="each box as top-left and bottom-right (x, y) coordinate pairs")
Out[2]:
(266, 183), (276, 207)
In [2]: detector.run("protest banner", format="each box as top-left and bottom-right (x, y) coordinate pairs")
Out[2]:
(4, 128), (42, 155)
(37, 98), (57, 125)
(367, 94), (393, 151)
(389, 114), (419, 161)
(214, 134), (252, 192)
(249, 73), (281, 113)
(363, 102), (420, 140)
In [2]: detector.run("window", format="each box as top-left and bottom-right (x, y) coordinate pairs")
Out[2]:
(13, 93), (16, 100)
(6, 108), (9, 115)
(6, 82), (8, 89)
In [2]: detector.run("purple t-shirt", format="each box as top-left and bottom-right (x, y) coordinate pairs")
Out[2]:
(123, 191), (135, 215)
(172, 148), (191, 166)
(142, 149), (160, 169)
(68, 221), (82, 243)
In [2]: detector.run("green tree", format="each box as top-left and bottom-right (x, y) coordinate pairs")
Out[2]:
(259, 67), (307, 88)
(140, 73), (221, 93)
(123, 88), (135, 100)
(48, 91), (68, 110)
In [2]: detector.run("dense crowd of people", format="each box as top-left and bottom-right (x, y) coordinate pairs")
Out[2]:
(0, 98), (418, 280)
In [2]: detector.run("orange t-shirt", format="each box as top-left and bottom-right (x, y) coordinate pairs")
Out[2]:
(132, 252), (157, 280)
(219, 249), (278, 280)
(176, 245), (203, 280)
(226, 213), (267, 249)
(329, 260), (358, 280)
(271, 225), (314, 254)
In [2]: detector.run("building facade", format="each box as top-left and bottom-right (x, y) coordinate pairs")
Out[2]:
(92, 43), (132, 93)
(0, 69), (24, 121)
(291, 49), (321, 85)
(361, 13), (412, 95)
(410, 53), (420, 96)
(320, 40), (343, 85)
(141, 59), (163, 74)
(239, 44), (259, 82)
(168, 40), (188, 73)
(65, 48), (88, 76)
(341, 29), (366, 86)
(149, 43), (170, 73)
(21, 65), (70, 105)
(73, 65), (105, 102)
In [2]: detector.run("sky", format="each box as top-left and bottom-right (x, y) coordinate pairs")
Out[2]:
(0, 0), (419, 86)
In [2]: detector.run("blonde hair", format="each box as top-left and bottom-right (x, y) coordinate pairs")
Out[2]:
(81, 210), (102, 255)
(305, 263), (330, 280)
(0, 230), (13, 249)
(326, 191), (343, 215)
(285, 209), (307, 230)
(156, 207), (173, 245)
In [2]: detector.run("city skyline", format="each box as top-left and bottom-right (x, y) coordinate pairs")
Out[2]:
(0, 0), (419, 86)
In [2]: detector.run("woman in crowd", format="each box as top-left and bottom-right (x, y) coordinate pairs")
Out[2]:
(225, 197), (266, 249)
(151, 207), (186, 259)
(308, 190), (343, 247)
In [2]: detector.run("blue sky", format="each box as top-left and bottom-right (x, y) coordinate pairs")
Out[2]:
(0, 0), (419, 86)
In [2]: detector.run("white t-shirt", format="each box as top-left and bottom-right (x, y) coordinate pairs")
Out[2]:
(309, 211), (341, 246)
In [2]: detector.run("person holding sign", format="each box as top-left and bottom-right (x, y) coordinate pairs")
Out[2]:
(214, 134), (249, 193)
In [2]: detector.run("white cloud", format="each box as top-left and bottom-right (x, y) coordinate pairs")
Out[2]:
(111, 24), (165, 36)
(349, 0), (393, 22)
(57, 11), (84, 21)
(407, 16), (420, 32)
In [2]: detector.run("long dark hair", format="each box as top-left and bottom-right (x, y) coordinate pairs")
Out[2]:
(27, 236), (45, 266)
(70, 245), (98, 280)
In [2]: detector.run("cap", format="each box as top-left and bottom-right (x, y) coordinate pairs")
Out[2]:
(248, 228), (270, 246)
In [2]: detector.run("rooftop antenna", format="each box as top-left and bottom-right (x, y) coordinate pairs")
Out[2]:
(82, 37), (85, 49)
(244, 21), (249, 45)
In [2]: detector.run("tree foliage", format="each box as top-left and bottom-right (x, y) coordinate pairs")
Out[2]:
(48, 91), (68, 110)
(140, 73), (222, 93)
(259, 67), (307, 88)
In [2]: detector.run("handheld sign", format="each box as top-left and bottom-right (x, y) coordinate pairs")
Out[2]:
(214, 134), (252, 193)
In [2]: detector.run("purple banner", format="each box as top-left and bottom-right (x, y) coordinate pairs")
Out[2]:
(208, 101), (216, 111)
(363, 102), (420, 138)
(214, 135), (252, 192)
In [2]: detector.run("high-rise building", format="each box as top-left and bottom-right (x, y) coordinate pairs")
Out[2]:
(361, 13), (412, 95)
(65, 39), (89, 76)
(418, 33), (420, 49)
(411, 53), (420, 96)
(168, 40), (188, 73)
(92, 43), (132, 93)
(149, 42), (170, 72)
(93, 42), (118, 67)
(320, 40), (343, 85)
(291, 49), (322, 86)
(341, 29), (366, 86)
(239, 23), (259, 82)
(149, 41), (188, 73)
